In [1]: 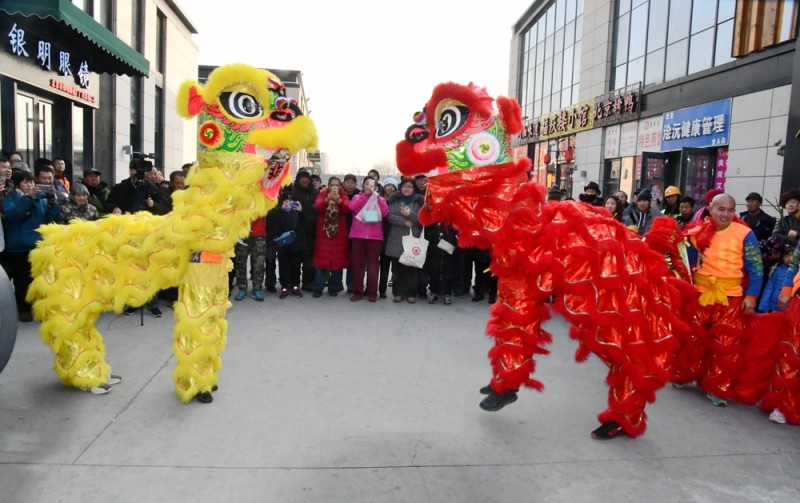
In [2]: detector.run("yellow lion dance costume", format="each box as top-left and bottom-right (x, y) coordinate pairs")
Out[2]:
(27, 64), (318, 402)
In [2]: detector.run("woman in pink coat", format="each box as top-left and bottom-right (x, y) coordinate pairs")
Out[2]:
(348, 177), (389, 302)
(311, 177), (350, 297)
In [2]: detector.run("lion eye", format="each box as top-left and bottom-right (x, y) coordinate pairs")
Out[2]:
(219, 91), (262, 119)
(435, 105), (469, 138)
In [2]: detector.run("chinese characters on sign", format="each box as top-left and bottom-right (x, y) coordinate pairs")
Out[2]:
(594, 83), (641, 127)
(604, 125), (620, 158)
(619, 122), (639, 157)
(636, 116), (663, 154)
(661, 99), (731, 150)
(6, 21), (91, 88)
(518, 99), (595, 143)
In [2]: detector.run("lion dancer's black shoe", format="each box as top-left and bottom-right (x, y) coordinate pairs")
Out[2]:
(479, 389), (519, 411)
(194, 384), (219, 404)
(591, 421), (627, 440)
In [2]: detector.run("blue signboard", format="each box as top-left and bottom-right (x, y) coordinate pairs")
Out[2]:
(661, 98), (732, 150)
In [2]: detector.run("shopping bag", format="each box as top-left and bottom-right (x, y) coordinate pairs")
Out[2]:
(356, 192), (382, 223)
(399, 228), (429, 268)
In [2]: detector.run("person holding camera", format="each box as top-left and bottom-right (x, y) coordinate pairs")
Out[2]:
(0, 170), (61, 322)
(273, 170), (318, 299)
(349, 176), (389, 302)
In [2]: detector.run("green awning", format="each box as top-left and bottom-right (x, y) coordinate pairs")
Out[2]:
(0, 0), (149, 77)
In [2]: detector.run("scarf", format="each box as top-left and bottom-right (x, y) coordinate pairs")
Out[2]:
(323, 189), (340, 238)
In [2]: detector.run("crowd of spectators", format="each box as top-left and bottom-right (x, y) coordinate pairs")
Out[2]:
(1, 152), (798, 323)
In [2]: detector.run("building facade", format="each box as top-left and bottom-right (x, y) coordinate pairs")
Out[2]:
(511, 0), (799, 211)
(1, 0), (199, 185)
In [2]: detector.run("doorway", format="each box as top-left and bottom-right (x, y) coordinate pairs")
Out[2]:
(15, 92), (54, 166)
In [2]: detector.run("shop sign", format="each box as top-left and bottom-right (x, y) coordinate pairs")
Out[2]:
(661, 98), (732, 150)
(594, 83), (641, 127)
(619, 122), (638, 157)
(6, 21), (92, 89)
(715, 147), (728, 189)
(636, 116), (663, 154)
(518, 99), (594, 143)
(604, 125), (620, 158)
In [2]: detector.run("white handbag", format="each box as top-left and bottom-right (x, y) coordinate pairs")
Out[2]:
(437, 239), (455, 255)
(399, 228), (429, 268)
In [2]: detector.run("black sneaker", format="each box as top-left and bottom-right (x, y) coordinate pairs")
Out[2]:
(195, 392), (213, 404)
(591, 421), (627, 440)
(479, 390), (518, 411)
(479, 385), (493, 395)
(428, 295), (439, 304)
(18, 311), (33, 322)
(312, 291), (323, 298)
(147, 307), (163, 318)
(124, 306), (138, 315)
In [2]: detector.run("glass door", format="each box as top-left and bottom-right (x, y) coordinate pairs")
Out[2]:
(680, 147), (717, 203)
(15, 92), (54, 165)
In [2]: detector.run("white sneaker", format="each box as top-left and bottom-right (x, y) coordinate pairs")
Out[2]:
(89, 384), (111, 395)
(107, 374), (122, 386)
(769, 408), (787, 424)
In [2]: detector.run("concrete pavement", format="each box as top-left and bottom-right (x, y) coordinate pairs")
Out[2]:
(1, 292), (799, 502)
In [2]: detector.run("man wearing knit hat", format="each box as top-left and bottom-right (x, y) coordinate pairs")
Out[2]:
(622, 189), (656, 235)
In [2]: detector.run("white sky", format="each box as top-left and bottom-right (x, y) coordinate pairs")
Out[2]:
(184, 0), (532, 175)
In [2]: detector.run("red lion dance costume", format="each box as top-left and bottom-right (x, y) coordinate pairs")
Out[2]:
(395, 82), (800, 438)
(397, 83), (800, 438)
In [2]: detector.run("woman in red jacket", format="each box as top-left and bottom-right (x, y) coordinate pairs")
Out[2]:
(311, 177), (351, 297)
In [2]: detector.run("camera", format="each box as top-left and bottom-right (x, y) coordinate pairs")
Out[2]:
(130, 152), (155, 181)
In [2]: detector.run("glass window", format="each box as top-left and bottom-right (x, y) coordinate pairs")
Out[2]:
(577, 0), (584, 16)
(545, 34), (554, 60)
(715, 19), (735, 66)
(688, 28), (714, 74)
(629, 3), (648, 60)
(647, 0), (668, 52)
(614, 64), (628, 88)
(566, 0), (577, 21)
(556, 0), (566, 28)
(780, 1), (796, 42)
(562, 88), (572, 107)
(628, 56), (645, 85)
(538, 20), (546, 42)
(618, 0), (632, 16)
(573, 83), (580, 103)
(552, 91), (561, 110)
(93, 0), (108, 27)
(543, 58), (553, 97)
(616, 13), (630, 66)
(573, 41), (582, 83)
(665, 39), (688, 81)
(546, 5), (555, 34)
(72, 104), (84, 174)
(535, 100), (542, 118)
(717, 0), (736, 22)
(555, 28), (565, 54)
(565, 20), (575, 46)
(645, 48), (665, 86)
(575, 14), (583, 42)
(691, 0), (716, 34)
(562, 45), (574, 89)
(535, 63), (544, 100)
(537, 40), (545, 64)
(553, 52), (563, 88)
(632, 0), (648, 6)
(668, 0), (691, 43)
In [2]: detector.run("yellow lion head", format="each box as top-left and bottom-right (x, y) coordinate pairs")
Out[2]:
(177, 63), (318, 200)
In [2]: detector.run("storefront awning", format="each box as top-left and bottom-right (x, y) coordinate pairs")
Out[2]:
(0, 0), (149, 77)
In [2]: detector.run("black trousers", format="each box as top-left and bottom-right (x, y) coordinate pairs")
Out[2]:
(278, 249), (303, 289)
(0, 251), (33, 313)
